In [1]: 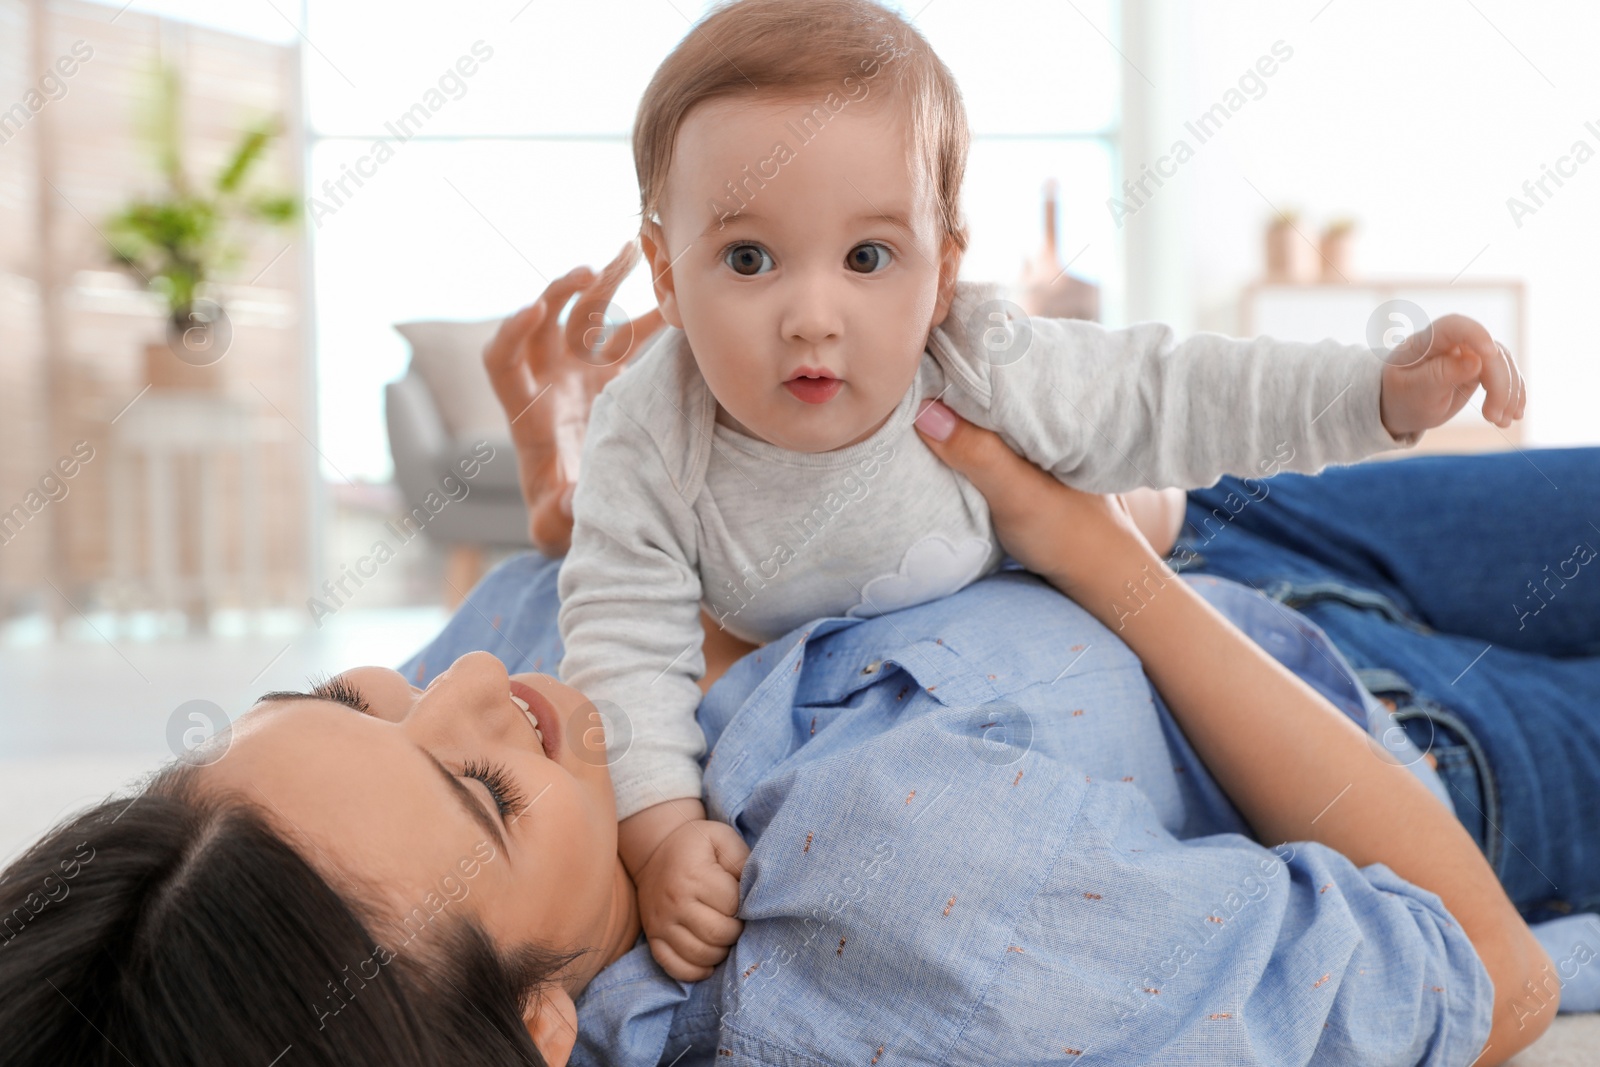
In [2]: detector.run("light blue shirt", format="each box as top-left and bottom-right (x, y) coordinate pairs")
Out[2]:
(566, 565), (1496, 1066)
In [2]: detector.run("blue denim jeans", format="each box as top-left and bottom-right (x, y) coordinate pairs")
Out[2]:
(1169, 447), (1600, 926)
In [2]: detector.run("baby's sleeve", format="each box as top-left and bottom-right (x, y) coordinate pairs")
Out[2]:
(971, 315), (1419, 494)
(556, 390), (709, 820)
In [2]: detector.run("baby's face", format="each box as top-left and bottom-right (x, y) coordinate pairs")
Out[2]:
(642, 91), (961, 453)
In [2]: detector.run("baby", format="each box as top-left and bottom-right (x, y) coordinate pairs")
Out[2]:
(555, 0), (1524, 981)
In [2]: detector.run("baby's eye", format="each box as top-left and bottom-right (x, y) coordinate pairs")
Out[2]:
(724, 244), (773, 276)
(846, 242), (892, 274)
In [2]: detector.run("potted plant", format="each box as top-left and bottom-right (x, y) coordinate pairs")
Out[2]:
(1319, 216), (1357, 282)
(105, 64), (298, 389)
(1263, 207), (1318, 284)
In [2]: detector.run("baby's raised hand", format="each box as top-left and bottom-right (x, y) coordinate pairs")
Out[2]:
(1379, 313), (1526, 439)
(634, 817), (748, 982)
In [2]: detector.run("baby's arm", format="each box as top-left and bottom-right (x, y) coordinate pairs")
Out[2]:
(557, 390), (747, 980)
(939, 298), (1418, 494)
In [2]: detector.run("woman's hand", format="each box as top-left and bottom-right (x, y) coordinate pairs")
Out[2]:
(912, 398), (1166, 601)
(483, 242), (666, 557)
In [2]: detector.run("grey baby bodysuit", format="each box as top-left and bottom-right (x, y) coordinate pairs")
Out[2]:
(556, 279), (1415, 819)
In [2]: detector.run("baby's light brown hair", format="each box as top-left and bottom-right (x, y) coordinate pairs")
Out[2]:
(632, 0), (971, 254)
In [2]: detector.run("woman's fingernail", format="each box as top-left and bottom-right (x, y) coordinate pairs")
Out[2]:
(560, 485), (575, 517)
(915, 398), (957, 441)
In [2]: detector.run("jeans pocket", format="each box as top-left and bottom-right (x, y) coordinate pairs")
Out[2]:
(1358, 667), (1500, 871)
(1413, 736), (1487, 851)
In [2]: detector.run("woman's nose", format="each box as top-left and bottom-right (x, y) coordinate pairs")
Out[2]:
(414, 651), (517, 733)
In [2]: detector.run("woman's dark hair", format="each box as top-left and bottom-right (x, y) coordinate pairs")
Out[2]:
(0, 763), (574, 1066)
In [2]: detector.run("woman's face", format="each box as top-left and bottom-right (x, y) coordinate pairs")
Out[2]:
(198, 650), (636, 1044)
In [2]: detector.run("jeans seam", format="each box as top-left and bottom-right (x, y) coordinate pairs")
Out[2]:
(1259, 578), (1432, 636)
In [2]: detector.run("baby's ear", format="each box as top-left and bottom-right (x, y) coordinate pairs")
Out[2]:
(523, 987), (579, 1066)
(639, 219), (684, 330)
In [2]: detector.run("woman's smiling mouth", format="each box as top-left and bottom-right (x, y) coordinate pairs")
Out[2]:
(508, 678), (560, 759)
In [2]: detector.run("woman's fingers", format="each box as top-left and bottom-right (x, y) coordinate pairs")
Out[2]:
(914, 398), (1150, 592)
(527, 266), (597, 362)
(913, 397), (1071, 577)
(913, 399), (1063, 517)
(593, 307), (668, 368)
(481, 297), (546, 404)
(565, 242), (640, 361)
(484, 266), (594, 397)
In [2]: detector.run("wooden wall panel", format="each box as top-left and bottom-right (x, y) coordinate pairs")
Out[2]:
(1, 0), (311, 624)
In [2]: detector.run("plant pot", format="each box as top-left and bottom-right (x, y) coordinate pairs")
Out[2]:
(1319, 228), (1355, 282)
(143, 301), (232, 390)
(1264, 217), (1318, 284)
(144, 340), (224, 391)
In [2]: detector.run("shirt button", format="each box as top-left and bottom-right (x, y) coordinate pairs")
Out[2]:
(861, 660), (882, 675)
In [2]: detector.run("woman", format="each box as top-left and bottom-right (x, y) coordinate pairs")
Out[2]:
(1, 251), (1593, 1066)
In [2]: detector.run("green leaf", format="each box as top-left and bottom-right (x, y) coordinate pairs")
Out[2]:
(216, 119), (278, 195)
(252, 195), (300, 224)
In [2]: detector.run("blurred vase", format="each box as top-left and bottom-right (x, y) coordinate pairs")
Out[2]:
(1264, 214), (1318, 283)
(144, 341), (223, 391)
(1319, 222), (1356, 282)
(144, 299), (231, 390)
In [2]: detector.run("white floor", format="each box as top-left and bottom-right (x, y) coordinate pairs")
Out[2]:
(0, 605), (447, 866)
(1513, 1015), (1600, 1066)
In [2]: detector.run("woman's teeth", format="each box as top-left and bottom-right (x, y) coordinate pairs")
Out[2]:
(509, 693), (546, 745)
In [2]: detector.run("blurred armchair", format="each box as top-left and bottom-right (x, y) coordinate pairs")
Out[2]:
(385, 318), (531, 599)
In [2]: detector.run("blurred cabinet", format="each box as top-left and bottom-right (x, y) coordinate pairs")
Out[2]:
(107, 392), (293, 631)
(1242, 279), (1526, 456)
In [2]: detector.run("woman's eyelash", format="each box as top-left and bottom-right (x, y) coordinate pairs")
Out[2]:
(462, 759), (527, 820)
(309, 674), (370, 714)
(301, 674), (524, 823)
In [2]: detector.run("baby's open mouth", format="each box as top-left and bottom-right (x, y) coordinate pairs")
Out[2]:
(784, 366), (842, 404)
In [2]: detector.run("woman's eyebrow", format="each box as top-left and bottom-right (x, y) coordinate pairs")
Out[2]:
(251, 691), (509, 854)
(422, 752), (509, 856)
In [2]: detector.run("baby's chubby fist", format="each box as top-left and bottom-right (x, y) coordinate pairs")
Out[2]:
(634, 818), (749, 982)
(1378, 312), (1526, 439)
